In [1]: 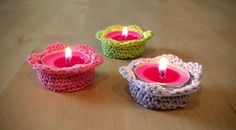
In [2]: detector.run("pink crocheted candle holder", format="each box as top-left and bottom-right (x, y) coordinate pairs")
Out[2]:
(27, 42), (103, 92)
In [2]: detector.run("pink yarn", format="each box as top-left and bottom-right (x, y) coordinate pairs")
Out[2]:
(27, 42), (103, 92)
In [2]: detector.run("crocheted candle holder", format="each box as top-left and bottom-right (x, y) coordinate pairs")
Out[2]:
(119, 54), (203, 110)
(27, 42), (103, 92)
(96, 25), (153, 59)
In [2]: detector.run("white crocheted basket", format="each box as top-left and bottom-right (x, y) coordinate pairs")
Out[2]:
(119, 54), (203, 110)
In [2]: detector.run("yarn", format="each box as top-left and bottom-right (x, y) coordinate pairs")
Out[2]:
(27, 42), (103, 92)
(96, 25), (153, 59)
(119, 54), (203, 110)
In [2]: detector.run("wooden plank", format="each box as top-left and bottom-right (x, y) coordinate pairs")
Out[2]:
(0, 0), (236, 129)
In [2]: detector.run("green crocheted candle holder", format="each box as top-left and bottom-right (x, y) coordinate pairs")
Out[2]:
(96, 25), (153, 59)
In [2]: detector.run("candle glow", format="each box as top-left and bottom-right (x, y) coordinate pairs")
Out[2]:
(159, 57), (168, 78)
(122, 27), (128, 37)
(65, 47), (72, 62)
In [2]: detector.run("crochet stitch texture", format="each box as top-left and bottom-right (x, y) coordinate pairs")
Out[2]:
(27, 42), (103, 92)
(96, 25), (153, 59)
(119, 54), (203, 110)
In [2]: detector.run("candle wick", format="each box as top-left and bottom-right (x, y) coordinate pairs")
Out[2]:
(122, 34), (127, 40)
(65, 56), (72, 63)
(122, 27), (128, 39)
(159, 70), (165, 79)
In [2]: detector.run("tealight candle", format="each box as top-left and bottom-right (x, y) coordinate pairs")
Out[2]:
(134, 57), (190, 87)
(41, 47), (90, 68)
(119, 54), (203, 110)
(96, 25), (153, 59)
(106, 27), (142, 41)
(27, 42), (104, 92)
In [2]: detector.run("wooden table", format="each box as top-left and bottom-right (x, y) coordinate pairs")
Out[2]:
(0, 0), (236, 129)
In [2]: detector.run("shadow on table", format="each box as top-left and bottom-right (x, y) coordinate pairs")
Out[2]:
(84, 70), (109, 91)
(184, 88), (202, 111)
(112, 80), (132, 98)
(111, 80), (143, 107)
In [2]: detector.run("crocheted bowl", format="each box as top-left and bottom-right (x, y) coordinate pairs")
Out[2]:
(119, 54), (203, 110)
(96, 25), (153, 59)
(27, 42), (103, 92)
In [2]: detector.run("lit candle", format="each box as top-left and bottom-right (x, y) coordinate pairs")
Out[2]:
(27, 42), (104, 92)
(41, 46), (90, 68)
(65, 47), (72, 63)
(96, 25), (153, 59)
(119, 55), (203, 110)
(134, 57), (190, 87)
(122, 27), (128, 37)
(106, 26), (142, 41)
(158, 57), (168, 79)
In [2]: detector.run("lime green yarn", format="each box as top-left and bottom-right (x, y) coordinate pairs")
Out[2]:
(96, 25), (153, 59)
(102, 42), (145, 59)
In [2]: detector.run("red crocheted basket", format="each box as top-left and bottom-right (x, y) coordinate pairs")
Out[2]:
(27, 42), (103, 92)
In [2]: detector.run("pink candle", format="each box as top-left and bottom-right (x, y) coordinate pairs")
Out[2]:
(106, 27), (142, 41)
(134, 57), (190, 87)
(41, 47), (90, 68)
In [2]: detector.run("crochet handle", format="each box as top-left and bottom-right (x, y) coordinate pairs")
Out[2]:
(44, 42), (66, 53)
(27, 52), (45, 65)
(119, 66), (134, 82)
(74, 44), (96, 55)
(92, 54), (104, 66)
(143, 30), (153, 41)
(184, 62), (203, 81)
(95, 30), (103, 41)
(74, 44), (104, 67)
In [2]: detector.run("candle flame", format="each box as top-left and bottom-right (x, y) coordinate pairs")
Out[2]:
(65, 47), (72, 62)
(122, 27), (128, 37)
(159, 57), (168, 78)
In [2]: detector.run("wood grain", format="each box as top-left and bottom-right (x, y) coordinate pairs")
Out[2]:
(0, 0), (236, 129)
